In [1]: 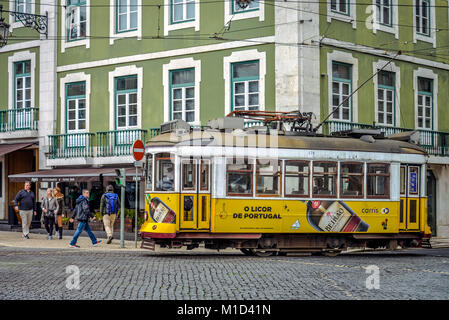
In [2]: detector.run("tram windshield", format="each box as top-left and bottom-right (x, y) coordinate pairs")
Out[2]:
(155, 153), (174, 191)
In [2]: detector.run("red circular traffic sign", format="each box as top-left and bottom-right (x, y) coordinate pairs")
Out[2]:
(132, 140), (145, 161)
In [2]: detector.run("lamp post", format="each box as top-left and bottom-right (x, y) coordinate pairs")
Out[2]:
(0, 4), (48, 48)
(0, 17), (9, 48)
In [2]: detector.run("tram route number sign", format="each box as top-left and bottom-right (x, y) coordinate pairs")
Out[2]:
(132, 140), (145, 162)
(409, 172), (418, 194)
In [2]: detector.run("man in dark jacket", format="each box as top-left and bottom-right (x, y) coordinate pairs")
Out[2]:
(69, 189), (102, 248)
(14, 181), (36, 239)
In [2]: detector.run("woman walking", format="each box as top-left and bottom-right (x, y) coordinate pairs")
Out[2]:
(53, 187), (65, 239)
(41, 188), (59, 240)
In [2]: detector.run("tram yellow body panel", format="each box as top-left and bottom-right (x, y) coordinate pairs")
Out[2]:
(141, 193), (411, 235)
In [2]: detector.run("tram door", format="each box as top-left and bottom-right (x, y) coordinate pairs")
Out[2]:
(399, 165), (421, 231)
(180, 158), (211, 230)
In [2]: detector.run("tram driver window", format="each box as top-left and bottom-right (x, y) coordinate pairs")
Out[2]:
(155, 154), (174, 191)
(256, 160), (281, 196)
(313, 162), (337, 197)
(367, 163), (390, 198)
(227, 159), (253, 196)
(340, 162), (363, 198)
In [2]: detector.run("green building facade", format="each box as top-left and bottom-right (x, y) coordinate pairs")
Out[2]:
(1, 0), (449, 236)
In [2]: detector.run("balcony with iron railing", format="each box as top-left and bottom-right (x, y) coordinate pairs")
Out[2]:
(96, 129), (148, 157)
(324, 120), (449, 157)
(48, 132), (95, 159)
(0, 107), (39, 133)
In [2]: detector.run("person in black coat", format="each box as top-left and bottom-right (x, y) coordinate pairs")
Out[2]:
(68, 189), (102, 248)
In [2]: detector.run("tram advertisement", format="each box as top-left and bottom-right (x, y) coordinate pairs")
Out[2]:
(306, 200), (369, 232)
(213, 198), (396, 233)
(149, 197), (176, 224)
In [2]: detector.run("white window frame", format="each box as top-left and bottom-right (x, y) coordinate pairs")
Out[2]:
(60, 72), (91, 134)
(108, 65), (142, 131)
(10, 0), (35, 30)
(115, 76), (139, 129)
(224, 49), (266, 116)
(8, 50), (35, 112)
(413, 0), (436, 48)
(371, 0), (399, 39)
(327, 51), (358, 123)
(224, 0), (264, 26)
(66, 84), (87, 133)
(231, 62), (260, 112)
(164, 0), (200, 36)
(109, 0), (142, 45)
(413, 68), (438, 131)
(327, 0), (356, 29)
(373, 60), (401, 127)
(61, 0), (90, 53)
(163, 58), (201, 126)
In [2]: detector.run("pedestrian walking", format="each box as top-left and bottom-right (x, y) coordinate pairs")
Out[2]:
(53, 187), (65, 239)
(14, 182), (37, 239)
(41, 188), (59, 240)
(100, 185), (120, 244)
(69, 189), (102, 248)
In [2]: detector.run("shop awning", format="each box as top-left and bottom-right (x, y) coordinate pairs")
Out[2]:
(0, 143), (34, 157)
(8, 167), (142, 183)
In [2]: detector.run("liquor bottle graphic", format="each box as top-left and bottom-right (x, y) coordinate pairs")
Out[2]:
(150, 197), (176, 224)
(306, 200), (369, 232)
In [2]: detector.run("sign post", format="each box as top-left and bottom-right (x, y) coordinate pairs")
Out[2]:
(132, 140), (145, 248)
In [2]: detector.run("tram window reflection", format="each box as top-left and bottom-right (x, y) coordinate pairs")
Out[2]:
(285, 160), (309, 197)
(256, 160), (281, 196)
(340, 162), (363, 198)
(367, 163), (390, 198)
(313, 162), (337, 197)
(227, 159), (253, 196)
(155, 154), (174, 191)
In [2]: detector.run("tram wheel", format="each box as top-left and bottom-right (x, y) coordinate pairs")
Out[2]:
(240, 248), (255, 256)
(250, 249), (277, 257)
(323, 250), (341, 257)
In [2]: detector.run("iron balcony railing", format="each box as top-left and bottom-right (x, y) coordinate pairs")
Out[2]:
(324, 120), (449, 157)
(96, 129), (148, 157)
(48, 132), (95, 159)
(0, 108), (39, 132)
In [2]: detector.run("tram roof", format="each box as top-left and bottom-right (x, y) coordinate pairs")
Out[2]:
(145, 130), (427, 155)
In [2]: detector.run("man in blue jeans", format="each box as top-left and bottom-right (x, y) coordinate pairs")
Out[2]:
(69, 189), (102, 248)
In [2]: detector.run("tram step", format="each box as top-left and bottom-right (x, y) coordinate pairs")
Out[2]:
(141, 239), (156, 251)
(422, 239), (432, 249)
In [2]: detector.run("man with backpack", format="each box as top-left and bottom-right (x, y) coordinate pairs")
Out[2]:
(69, 189), (102, 248)
(100, 185), (120, 244)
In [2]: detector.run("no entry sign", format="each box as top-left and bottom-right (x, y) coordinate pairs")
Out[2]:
(132, 140), (145, 161)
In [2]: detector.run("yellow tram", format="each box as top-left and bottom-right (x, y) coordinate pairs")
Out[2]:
(139, 113), (431, 256)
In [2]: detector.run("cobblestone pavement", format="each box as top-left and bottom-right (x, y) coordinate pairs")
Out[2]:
(0, 244), (448, 300)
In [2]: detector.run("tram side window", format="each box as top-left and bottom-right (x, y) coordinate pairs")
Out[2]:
(155, 154), (174, 191)
(182, 159), (196, 191)
(285, 161), (309, 197)
(145, 154), (153, 191)
(256, 160), (281, 196)
(340, 162), (364, 198)
(367, 163), (390, 198)
(227, 159), (253, 196)
(313, 162), (337, 197)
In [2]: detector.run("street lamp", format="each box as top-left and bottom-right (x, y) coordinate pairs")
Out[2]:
(0, 4), (48, 48)
(0, 17), (9, 48)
